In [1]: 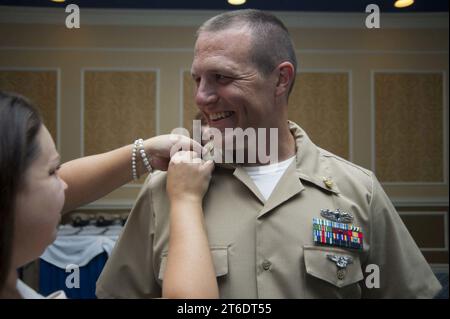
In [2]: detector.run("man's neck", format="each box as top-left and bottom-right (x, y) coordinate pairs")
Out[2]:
(242, 122), (296, 167)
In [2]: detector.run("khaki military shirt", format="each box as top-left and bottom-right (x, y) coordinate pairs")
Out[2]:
(96, 121), (441, 298)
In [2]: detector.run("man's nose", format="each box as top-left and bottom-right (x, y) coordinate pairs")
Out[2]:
(195, 79), (218, 106)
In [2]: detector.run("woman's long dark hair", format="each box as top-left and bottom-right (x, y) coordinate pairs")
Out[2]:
(0, 91), (42, 293)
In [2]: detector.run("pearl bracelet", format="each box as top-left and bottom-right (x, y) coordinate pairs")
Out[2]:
(137, 138), (153, 173)
(132, 138), (153, 181)
(131, 140), (139, 181)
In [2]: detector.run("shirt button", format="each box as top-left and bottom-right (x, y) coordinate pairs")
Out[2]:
(262, 260), (271, 271)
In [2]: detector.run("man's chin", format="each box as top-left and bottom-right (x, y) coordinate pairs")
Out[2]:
(207, 124), (235, 132)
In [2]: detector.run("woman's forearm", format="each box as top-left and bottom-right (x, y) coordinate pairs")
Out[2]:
(162, 199), (219, 299)
(59, 144), (145, 213)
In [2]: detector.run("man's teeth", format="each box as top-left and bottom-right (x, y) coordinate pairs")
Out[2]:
(209, 111), (233, 121)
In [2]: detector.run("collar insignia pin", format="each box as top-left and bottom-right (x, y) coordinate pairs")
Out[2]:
(322, 177), (334, 189)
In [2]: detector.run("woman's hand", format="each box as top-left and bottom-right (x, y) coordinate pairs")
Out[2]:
(166, 151), (214, 204)
(163, 151), (218, 299)
(143, 134), (204, 171)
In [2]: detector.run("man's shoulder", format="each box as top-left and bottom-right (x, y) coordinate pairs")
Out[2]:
(133, 170), (168, 199)
(318, 147), (374, 193)
(319, 147), (372, 176)
(143, 170), (167, 188)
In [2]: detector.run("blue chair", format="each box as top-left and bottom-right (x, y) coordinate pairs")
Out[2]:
(434, 271), (449, 299)
(39, 252), (108, 299)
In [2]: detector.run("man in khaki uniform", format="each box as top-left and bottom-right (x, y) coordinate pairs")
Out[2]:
(96, 9), (441, 298)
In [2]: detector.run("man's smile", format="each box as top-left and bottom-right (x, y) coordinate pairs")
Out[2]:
(205, 111), (236, 130)
(208, 111), (235, 122)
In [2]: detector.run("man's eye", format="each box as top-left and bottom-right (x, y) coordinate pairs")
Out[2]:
(216, 74), (232, 82)
(49, 165), (61, 176)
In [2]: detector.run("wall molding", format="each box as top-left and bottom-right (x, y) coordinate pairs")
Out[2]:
(370, 69), (449, 186)
(430, 264), (449, 273)
(0, 6), (448, 29)
(0, 67), (61, 151)
(392, 197), (449, 207)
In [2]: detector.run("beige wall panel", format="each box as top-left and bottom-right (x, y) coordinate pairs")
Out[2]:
(84, 71), (156, 155)
(0, 70), (57, 142)
(375, 73), (444, 183)
(84, 71), (156, 184)
(289, 72), (349, 159)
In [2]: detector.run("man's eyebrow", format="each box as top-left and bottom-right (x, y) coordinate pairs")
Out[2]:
(210, 68), (230, 74)
(191, 67), (235, 77)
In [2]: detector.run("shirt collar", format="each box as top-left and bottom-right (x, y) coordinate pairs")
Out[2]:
(288, 120), (340, 194)
(207, 121), (340, 194)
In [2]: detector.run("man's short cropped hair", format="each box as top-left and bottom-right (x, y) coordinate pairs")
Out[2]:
(197, 9), (297, 95)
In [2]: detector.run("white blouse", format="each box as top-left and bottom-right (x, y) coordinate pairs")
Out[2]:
(16, 279), (67, 299)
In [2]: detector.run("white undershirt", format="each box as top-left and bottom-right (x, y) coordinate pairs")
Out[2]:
(242, 156), (295, 201)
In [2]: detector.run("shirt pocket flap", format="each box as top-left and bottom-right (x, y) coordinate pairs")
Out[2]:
(303, 246), (364, 288)
(158, 246), (229, 281)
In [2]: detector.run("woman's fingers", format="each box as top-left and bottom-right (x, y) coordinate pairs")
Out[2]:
(144, 134), (206, 160)
(166, 150), (213, 202)
(150, 156), (170, 171)
(168, 134), (204, 158)
(170, 150), (200, 164)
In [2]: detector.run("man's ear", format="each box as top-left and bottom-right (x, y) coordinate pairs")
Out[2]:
(275, 62), (294, 97)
